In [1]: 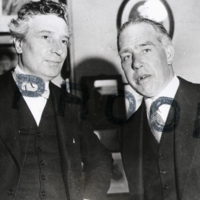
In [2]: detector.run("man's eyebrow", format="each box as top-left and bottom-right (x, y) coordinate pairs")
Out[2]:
(139, 41), (155, 47)
(37, 30), (52, 34)
(118, 41), (156, 56)
(63, 35), (70, 40)
(37, 30), (69, 39)
(118, 48), (132, 56)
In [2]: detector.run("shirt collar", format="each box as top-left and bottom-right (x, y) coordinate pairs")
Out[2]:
(145, 75), (180, 114)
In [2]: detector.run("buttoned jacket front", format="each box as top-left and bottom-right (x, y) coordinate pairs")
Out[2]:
(121, 77), (200, 200)
(0, 70), (112, 200)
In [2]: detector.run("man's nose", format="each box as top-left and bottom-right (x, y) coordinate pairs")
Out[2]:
(51, 40), (63, 55)
(132, 57), (143, 70)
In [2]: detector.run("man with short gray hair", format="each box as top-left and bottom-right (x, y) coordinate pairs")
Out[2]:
(118, 18), (200, 200)
(0, 1), (112, 199)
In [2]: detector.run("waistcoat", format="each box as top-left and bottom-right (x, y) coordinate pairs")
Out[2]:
(143, 111), (178, 200)
(15, 95), (67, 200)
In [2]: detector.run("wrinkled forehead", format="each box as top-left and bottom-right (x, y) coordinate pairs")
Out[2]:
(28, 13), (67, 27)
(26, 14), (69, 37)
(119, 23), (159, 48)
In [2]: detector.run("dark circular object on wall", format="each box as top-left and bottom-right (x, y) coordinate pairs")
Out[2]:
(117, 0), (174, 39)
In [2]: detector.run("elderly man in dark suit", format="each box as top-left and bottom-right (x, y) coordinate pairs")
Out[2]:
(0, 1), (112, 200)
(118, 18), (200, 200)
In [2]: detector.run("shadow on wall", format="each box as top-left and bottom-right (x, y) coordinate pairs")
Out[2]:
(74, 58), (131, 198)
(74, 57), (121, 84)
(73, 57), (140, 130)
(74, 58), (127, 148)
(74, 57), (124, 122)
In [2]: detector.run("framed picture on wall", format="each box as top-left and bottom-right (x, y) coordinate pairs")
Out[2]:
(117, 0), (174, 38)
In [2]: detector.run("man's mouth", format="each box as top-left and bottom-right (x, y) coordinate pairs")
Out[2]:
(136, 75), (151, 83)
(47, 60), (61, 64)
(46, 60), (62, 66)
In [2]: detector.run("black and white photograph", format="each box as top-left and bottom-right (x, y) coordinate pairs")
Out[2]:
(0, 0), (200, 199)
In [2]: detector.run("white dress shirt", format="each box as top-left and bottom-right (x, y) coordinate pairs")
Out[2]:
(12, 65), (50, 126)
(145, 75), (180, 127)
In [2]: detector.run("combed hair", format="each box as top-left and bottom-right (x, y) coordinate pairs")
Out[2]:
(117, 17), (173, 51)
(8, 0), (68, 40)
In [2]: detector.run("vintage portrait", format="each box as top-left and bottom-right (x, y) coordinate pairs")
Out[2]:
(0, 0), (200, 199)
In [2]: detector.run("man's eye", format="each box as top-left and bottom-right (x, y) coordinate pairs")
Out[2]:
(122, 55), (131, 62)
(43, 35), (49, 40)
(62, 40), (68, 45)
(143, 49), (151, 53)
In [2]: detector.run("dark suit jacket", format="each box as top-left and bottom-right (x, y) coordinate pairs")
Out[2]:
(121, 77), (200, 200)
(0, 70), (112, 200)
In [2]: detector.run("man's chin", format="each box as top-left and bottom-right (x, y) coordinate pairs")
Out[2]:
(135, 88), (155, 98)
(39, 73), (59, 82)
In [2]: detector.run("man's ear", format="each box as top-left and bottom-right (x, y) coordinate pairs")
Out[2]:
(14, 38), (23, 54)
(165, 45), (174, 65)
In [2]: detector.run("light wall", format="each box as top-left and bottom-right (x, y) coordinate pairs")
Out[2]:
(71, 0), (123, 84)
(70, 0), (200, 84)
(169, 0), (200, 83)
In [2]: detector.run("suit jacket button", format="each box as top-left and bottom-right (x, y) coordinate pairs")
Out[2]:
(42, 191), (46, 196)
(41, 175), (45, 180)
(40, 160), (45, 165)
(159, 154), (164, 159)
(7, 189), (13, 196)
(162, 185), (169, 190)
(38, 147), (42, 152)
(160, 170), (167, 175)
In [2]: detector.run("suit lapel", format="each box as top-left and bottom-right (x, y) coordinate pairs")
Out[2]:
(171, 78), (200, 199)
(50, 81), (75, 151)
(122, 77), (200, 199)
(0, 72), (36, 170)
(122, 101), (147, 199)
(0, 73), (83, 199)
(50, 82), (83, 200)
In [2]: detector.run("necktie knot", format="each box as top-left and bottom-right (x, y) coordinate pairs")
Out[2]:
(149, 100), (165, 143)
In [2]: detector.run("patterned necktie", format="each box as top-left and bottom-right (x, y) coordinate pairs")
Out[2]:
(149, 101), (165, 143)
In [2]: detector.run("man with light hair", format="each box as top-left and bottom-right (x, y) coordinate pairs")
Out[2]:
(0, 1), (112, 199)
(118, 18), (200, 199)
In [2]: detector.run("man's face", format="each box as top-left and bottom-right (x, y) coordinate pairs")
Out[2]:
(119, 23), (174, 98)
(16, 14), (69, 81)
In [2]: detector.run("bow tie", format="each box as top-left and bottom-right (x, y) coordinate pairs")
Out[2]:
(15, 73), (50, 99)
